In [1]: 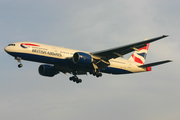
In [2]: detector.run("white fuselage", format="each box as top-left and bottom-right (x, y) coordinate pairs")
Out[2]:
(5, 42), (147, 74)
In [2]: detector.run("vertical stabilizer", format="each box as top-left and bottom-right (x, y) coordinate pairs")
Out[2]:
(128, 43), (149, 64)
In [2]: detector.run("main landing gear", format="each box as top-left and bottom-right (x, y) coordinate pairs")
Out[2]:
(15, 57), (23, 68)
(90, 69), (102, 78)
(91, 63), (102, 77)
(92, 71), (102, 77)
(69, 76), (82, 84)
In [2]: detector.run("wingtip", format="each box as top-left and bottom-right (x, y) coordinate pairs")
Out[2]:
(163, 35), (169, 37)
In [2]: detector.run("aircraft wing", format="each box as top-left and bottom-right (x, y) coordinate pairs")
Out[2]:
(91, 35), (168, 60)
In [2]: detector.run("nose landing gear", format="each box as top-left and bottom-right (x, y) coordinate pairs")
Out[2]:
(15, 57), (23, 68)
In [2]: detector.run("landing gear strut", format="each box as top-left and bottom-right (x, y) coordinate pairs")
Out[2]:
(91, 63), (102, 77)
(15, 57), (23, 68)
(69, 76), (82, 84)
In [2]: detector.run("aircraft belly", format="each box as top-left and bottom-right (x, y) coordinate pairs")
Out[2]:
(8, 52), (94, 72)
(103, 59), (146, 74)
(8, 52), (146, 74)
(102, 59), (132, 74)
(7, 52), (71, 64)
(101, 67), (132, 74)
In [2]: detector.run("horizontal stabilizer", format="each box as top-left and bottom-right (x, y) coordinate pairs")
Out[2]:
(139, 60), (172, 68)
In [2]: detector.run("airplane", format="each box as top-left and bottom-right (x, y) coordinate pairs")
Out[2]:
(4, 35), (172, 84)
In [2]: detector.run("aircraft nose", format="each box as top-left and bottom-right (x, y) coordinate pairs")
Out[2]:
(4, 45), (14, 53)
(4, 46), (9, 52)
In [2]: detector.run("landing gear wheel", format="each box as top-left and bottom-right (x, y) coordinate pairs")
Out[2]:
(69, 76), (82, 84)
(72, 79), (75, 82)
(92, 70), (102, 77)
(96, 73), (102, 77)
(78, 79), (82, 83)
(69, 77), (73, 81)
(18, 64), (23, 68)
(76, 79), (82, 84)
(15, 57), (23, 68)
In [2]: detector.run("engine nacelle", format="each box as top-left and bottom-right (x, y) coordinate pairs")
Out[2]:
(38, 64), (58, 77)
(73, 52), (93, 65)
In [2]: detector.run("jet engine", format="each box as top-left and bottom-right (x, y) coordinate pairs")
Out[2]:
(72, 52), (93, 65)
(38, 64), (58, 77)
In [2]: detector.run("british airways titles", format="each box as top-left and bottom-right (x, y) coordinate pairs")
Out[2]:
(32, 48), (62, 57)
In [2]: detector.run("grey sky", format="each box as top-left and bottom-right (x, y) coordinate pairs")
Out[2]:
(1, 0), (180, 120)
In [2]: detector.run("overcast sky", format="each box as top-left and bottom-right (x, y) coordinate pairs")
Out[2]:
(1, 0), (180, 120)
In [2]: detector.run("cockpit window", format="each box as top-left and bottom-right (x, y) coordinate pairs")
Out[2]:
(8, 44), (15, 46)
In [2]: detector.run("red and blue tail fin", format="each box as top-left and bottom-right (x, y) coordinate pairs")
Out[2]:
(128, 43), (149, 64)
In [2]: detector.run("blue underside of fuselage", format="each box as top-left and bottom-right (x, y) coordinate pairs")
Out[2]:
(7, 52), (132, 74)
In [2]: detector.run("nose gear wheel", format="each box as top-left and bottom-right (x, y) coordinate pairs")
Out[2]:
(15, 57), (23, 68)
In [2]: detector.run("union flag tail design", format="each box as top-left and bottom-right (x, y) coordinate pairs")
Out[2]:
(128, 43), (150, 64)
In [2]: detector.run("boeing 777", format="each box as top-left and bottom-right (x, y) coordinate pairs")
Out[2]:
(4, 35), (172, 83)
